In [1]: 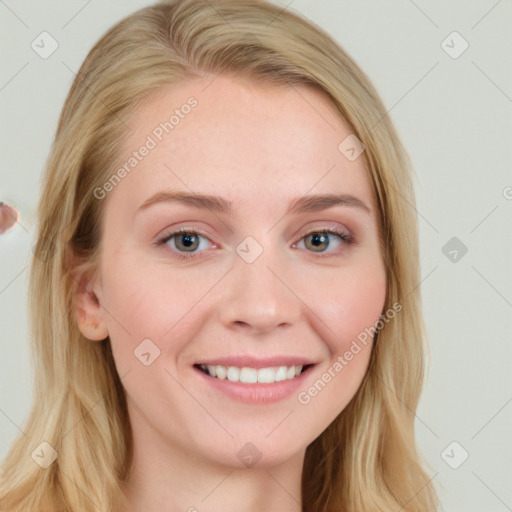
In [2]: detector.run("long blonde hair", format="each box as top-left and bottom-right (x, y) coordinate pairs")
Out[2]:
(0, 1), (440, 510)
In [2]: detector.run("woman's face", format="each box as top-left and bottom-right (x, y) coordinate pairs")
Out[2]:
(89, 74), (386, 469)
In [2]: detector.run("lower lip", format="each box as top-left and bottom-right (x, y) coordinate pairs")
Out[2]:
(193, 365), (315, 404)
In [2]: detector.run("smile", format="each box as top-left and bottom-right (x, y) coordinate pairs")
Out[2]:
(196, 363), (309, 384)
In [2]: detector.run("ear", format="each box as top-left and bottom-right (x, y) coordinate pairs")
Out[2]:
(71, 261), (109, 342)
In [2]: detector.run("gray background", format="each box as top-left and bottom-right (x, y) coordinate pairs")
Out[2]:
(1, 1), (511, 511)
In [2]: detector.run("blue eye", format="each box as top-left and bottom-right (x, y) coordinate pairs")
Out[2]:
(158, 228), (352, 260)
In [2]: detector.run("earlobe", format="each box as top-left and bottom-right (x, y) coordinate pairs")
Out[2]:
(74, 269), (109, 342)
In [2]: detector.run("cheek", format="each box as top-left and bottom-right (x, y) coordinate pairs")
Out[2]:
(314, 257), (387, 354)
(294, 261), (386, 425)
(308, 258), (385, 384)
(98, 252), (217, 369)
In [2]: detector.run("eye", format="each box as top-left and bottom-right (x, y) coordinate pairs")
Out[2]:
(159, 228), (214, 259)
(295, 228), (352, 254)
(157, 226), (353, 260)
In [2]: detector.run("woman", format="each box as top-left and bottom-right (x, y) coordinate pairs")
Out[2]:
(0, 0), (440, 510)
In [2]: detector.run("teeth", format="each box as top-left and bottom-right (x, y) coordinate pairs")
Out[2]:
(240, 367), (258, 383)
(226, 366), (239, 382)
(258, 367), (274, 383)
(214, 365), (226, 379)
(275, 366), (287, 381)
(198, 364), (304, 384)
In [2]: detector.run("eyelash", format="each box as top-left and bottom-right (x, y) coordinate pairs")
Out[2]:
(157, 227), (353, 261)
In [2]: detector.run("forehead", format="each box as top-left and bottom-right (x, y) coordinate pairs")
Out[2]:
(111, 74), (374, 213)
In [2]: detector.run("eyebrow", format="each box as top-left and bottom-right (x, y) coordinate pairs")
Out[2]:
(137, 191), (371, 216)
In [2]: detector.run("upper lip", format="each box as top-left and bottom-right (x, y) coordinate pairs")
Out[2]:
(195, 356), (316, 369)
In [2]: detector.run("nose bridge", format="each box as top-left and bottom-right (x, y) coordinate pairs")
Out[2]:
(217, 237), (299, 332)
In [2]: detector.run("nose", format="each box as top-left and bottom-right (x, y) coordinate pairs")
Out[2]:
(216, 245), (301, 335)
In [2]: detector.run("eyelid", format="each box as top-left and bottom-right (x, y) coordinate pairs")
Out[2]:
(298, 223), (351, 240)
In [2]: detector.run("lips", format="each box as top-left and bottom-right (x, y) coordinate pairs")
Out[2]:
(193, 358), (316, 403)
(193, 354), (317, 387)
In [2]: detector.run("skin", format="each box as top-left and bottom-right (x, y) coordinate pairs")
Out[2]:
(75, 74), (387, 512)
(0, 202), (19, 234)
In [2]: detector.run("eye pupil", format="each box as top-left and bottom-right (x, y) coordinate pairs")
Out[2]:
(176, 233), (199, 251)
(306, 232), (329, 251)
